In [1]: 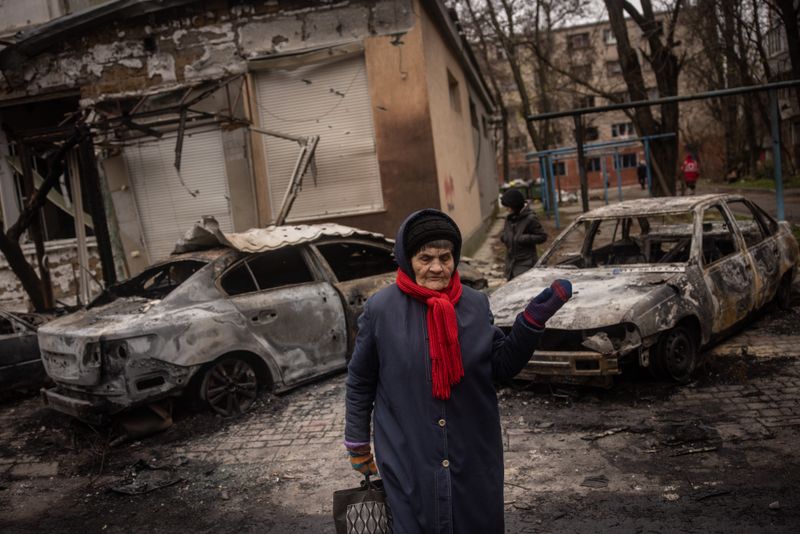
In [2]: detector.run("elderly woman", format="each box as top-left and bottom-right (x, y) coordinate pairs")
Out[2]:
(344, 209), (570, 534)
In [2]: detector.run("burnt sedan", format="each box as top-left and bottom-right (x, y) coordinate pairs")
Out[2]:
(38, 221), (486, 422)
(490, 194), (798, 386)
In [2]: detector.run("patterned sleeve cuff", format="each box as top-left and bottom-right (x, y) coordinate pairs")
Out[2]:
(344, 439), (370, 449)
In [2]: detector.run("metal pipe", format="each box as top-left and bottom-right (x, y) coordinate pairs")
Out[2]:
(769, 89), (785, 221)
(526, 79), (800, 122)
(601, 156), (609, 205)
(644, 139), (653, 194)
(614, 151), (623, 202)
(547, 157), (560, 229)
(539, 156), (550, 213)
(67, 150), (89, 305)
(525, 132), (675, 160)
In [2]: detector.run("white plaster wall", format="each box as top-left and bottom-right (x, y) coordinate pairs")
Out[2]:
(0, 238), (101, 311)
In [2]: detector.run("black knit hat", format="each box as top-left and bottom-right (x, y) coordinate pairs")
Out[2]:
(403, 211), (462, 263)
(501, 188), (525, 212)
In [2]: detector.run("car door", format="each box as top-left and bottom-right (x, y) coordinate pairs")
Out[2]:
(699, 204), (756, 334)
(725, 199), (781, 310)
(310, 239), (397, 352)
(219, 245), (347, 385)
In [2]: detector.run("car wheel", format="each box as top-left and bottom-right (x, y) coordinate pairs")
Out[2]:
(200, 357), (259, 417)
(775, 272), (793, 310)
(652, 325), (697, 384)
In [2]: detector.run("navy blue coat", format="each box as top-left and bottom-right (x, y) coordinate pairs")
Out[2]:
(345, 210), (543, 534)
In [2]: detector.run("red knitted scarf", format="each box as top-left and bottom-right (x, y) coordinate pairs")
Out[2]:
(396, 268), (463, 400)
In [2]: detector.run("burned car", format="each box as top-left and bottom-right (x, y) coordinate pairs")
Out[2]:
(38, 221), (487, 422)
(0, 308), (49, 392)
(490, 194), (798, 386)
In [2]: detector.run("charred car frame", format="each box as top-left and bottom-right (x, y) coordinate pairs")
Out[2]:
(38, 221), (486, 422)
(490, 194), (798, 386)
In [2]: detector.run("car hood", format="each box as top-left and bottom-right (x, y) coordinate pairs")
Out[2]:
(489, 266), (683, 328)
(38, 297), (167, 341)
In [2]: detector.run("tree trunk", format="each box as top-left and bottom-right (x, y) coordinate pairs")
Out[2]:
(0, 231), (47, 311)
(604, 0), (680, 195)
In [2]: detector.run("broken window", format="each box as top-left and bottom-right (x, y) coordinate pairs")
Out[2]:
(542, 221), (589, 267)
(316, 242), (396, 282)
(448, 70), (461, 113)
(93, 260), (207, 305)
(701, 206), (739, 266)
(220, 263), (257, 296)
(726, 200), (768, 248)
(247, 247), (314, 290)
(543, 212), (694, 268)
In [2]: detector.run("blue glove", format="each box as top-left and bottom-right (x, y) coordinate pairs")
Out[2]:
(523, 279), (572, 328)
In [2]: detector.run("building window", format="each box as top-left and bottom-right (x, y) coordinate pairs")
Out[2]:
(584, 126), (599, 142)
(469, 98), (479, 130)
(611, 122), (635, 137)
(609, 91), (630, 103)
(570, 64), (592, 80)
(603, 29), (617, 45)
(577, 95), (596, 108)
(448, 69), (461, 113)
(510, 165), (532, 182)
(553, 161), (566, 176)
(606, 61), (622, 76)
(568, 32), (590, 50)
(767, 25), (787, 56)
(614, 153), (638, 169)
(509, 135), (528, 151)
(586, 157), (601, 172)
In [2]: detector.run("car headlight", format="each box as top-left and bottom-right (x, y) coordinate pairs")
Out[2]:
(82, 343), (102, 367)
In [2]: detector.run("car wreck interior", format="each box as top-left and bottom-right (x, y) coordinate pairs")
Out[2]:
(544, 213), (697, 268)
(91, 260), (208, 306)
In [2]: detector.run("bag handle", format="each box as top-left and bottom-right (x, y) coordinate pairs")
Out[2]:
(362, 473), (375, 490)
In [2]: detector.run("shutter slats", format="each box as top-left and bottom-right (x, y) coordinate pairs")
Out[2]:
(255, 54), (384, 222)
(123, 129), (234, 261)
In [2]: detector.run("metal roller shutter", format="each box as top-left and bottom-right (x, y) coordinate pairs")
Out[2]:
(255, 52), (384, 222)
(123, 128), (233, 261)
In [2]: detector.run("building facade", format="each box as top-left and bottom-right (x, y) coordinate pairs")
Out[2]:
(0, 0), (498, 309)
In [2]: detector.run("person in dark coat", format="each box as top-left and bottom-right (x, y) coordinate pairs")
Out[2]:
(499, 189), (547, 280)
(344, 209), (571, 534)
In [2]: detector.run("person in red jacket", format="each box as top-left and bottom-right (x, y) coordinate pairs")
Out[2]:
(681, 153), (700, 195)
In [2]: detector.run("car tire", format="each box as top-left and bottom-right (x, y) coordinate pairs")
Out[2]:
(774, 271), (793, 310)
(651, 325), (698, 384)
(199, 357), (260, 417)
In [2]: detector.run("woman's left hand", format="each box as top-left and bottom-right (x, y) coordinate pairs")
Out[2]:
(523, 279), (572, 328)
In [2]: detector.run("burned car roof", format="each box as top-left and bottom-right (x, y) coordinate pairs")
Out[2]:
(173, 216), (385, 254)
(577, 193), (744, 219)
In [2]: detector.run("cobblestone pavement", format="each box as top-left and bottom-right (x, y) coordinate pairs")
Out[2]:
(3, 329), (800, 532)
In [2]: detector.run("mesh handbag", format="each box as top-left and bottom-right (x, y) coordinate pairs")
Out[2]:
(333, 475), (393, 534)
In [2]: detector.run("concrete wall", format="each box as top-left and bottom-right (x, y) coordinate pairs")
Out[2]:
(418, 1), (486, 243)
(0, 238), (101, 311)
(0, 0), (415, 101)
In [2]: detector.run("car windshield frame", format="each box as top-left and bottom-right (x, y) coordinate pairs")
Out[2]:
(88, 258), (211, 307)
(538, 209), (697, 269)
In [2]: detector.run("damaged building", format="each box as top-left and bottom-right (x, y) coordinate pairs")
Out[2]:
(0, 0), (499, 310)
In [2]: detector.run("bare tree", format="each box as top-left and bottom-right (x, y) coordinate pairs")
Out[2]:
(461, 0), (511, 181)
(603, 0), (685, 196)
(0, 130), (83, 311)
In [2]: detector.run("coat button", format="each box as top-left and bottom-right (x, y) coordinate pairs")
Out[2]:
(442, 459), (450, 468)
(438, 419), (446, 427)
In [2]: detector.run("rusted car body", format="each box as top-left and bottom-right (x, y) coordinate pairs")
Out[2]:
(490, 194), (798, 386)
(38, 221), (486, 422)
